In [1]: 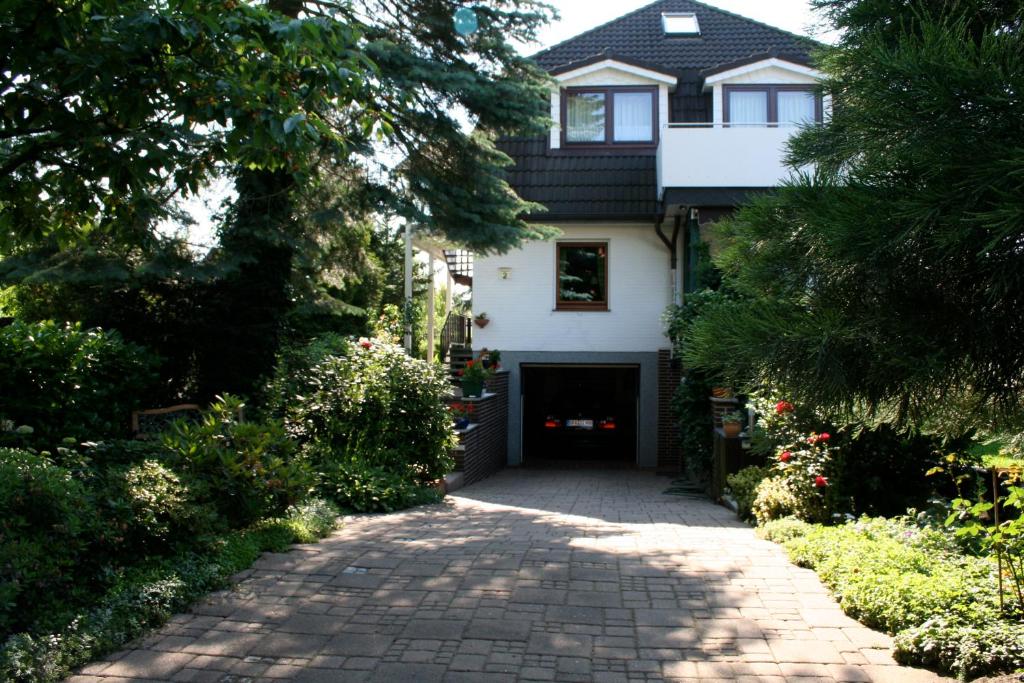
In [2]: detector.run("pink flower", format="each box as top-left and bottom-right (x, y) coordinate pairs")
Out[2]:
(358, 337), (372, 349)
(779, 451), (792, 463)
(814, 475), (828, 488)
(818, 432), (831, 442)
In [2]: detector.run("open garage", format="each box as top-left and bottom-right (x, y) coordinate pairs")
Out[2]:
(520, 364), (639, 466)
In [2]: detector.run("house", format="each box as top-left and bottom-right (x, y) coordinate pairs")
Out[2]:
(459, 0), (824, 471)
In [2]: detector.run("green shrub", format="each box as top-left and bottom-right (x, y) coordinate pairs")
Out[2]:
(317, 455), (443, 512)
(783, 519), (995, 633)
(79, 438), (177, 468)
(162, 396), (313, 528)
(893, 618), (1024, 680)
(0, 500), (339, 683)
(726, 465), (773, 521)
(96, 460), (221, 553)
(267, 338), (455, 509)
(752, 476), (803, 525)
(0, 321), (158, 448)
(756, 517), (811, 543)
(0, 449), (99, 635)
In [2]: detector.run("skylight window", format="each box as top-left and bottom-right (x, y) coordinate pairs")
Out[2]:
(662, 12), (700, 36)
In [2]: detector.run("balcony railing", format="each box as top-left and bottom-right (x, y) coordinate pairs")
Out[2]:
(656, 122), (810, 195)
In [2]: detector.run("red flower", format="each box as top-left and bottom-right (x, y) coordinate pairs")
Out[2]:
(779, 451), (792, 463)
(456, 369), (464, 377)
(775, 400), (794, 415)
(818, 432), (831, 442)
(466, 360), (474, 368)
(360, 341), (372, 349)
(814, 475), (828, 488)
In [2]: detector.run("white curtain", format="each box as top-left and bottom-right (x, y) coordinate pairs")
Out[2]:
(566, 93), (605, 142)
(613, 91), (653, 142)
(728, 90), (768, 125)
(778, 91), (816, 125)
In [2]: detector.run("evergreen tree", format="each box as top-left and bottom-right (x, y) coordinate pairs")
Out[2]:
(1, 0), (558, 396)
(683, 0), (1024, 433)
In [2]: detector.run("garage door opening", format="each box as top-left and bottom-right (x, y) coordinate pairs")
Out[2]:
(521, 365), (638, 466)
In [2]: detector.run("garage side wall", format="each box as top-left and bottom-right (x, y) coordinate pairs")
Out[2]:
(502, 351), (659, 468)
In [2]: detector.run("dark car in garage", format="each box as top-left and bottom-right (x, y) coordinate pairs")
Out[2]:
(522, 365), (637, 465)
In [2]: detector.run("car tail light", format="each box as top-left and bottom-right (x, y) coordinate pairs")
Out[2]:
(544, 417), (561, 429)
(597, 418), (617, 430)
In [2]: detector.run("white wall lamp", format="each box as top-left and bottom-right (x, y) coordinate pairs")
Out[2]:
(498, 267), (512, 280)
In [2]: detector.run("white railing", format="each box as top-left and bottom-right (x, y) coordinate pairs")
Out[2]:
(656, 122), (809, 195)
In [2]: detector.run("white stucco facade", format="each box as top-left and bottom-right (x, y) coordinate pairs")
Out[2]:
(472, 224), (673, 353)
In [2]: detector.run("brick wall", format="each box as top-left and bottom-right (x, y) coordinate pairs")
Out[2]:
(657, 349), (683, 473)
(452, 371), (508, 486)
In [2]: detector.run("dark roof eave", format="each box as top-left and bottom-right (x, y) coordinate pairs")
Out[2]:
(700, 50), (814, 78)
(661, 186), (774, 209)
(521, 212), (660, 223)
(548, 50), (679, 80)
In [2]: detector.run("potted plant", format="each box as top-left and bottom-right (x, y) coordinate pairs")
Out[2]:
(474, 312), (490, 328)
(721, 411), (744, 438)
(480, 348), (501, 370)
(450, 401), (475, 429)
(459, 359), (489, 397)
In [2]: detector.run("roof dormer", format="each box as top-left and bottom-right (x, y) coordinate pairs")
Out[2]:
(547, 53), (677, 151)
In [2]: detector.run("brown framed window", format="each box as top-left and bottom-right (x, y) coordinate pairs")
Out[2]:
(556, 242), (608, 310)
(562, 86), (657, 147)
(723, 85), (822, 126)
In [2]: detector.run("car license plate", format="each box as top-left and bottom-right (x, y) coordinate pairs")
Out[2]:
(566, 419), (593, 429)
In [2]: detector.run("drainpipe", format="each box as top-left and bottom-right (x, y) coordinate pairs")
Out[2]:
(655, 212), (684, 306)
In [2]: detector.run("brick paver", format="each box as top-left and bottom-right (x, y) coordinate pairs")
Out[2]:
(69, 469), (953, 682)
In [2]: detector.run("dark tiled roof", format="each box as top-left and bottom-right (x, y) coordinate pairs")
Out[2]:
(532, 0), (817, 74)
(499, 137), (658, 221)
(502, 0), (820, 221)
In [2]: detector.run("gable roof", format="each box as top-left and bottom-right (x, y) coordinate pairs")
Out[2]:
(533, 0), (819, 76)
(500, 0), (821, 222)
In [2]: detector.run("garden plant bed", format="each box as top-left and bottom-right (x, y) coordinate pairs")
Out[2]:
(759, 517), (1024, 680)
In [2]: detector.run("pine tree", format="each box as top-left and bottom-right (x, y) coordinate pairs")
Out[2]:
(683, 0), (1024, 433)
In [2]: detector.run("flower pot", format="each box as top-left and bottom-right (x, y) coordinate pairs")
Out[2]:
(722, 421), (742, 438)
(454, 417), (470, 430)
(462, 378), (484, 398)
(474, 317), (490, 328)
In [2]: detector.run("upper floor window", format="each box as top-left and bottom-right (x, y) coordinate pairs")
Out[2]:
(724, 85), (821, 126)
(557, 242), (608, 310)
(563, 86), (656, 146)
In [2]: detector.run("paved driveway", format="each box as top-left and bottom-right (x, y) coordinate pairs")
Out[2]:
(71, 470), (951, 682)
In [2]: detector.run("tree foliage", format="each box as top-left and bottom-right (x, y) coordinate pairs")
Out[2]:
(683, 0), (1024, 433)
(1, 0), (558, 397)
(0, 0), (556, 255)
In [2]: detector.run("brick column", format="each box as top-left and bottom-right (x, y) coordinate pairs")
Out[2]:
(657, 349), (683, 473)
(451, 371), (508, 485)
